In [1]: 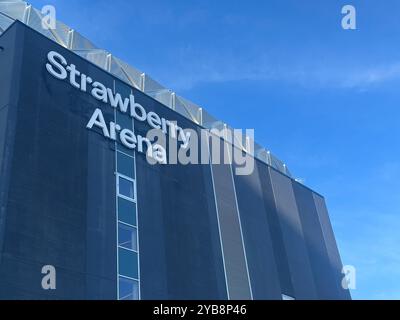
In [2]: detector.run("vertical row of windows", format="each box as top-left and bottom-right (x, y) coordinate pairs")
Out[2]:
(116, 151), (140, 300)
(113, 83), (140, 300)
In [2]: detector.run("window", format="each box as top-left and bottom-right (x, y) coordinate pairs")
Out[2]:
(118, 197), (136, 226)
(118, 276), (139, 300)
(118, 222), (138, 251)
(114, 90), (140, 300)
(118, 247), (139, 279)
(117, 151), (135, 179)
(118, 175), (135, 200)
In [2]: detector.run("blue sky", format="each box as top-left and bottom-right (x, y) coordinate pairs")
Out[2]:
(28, 0), (400, 299)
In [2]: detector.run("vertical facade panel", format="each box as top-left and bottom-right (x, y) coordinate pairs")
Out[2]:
(137, 158), (228, 299)
(232, 159), (282, 299)
(313, 194), (351, 300)
(293, 182), (340, 299)
(210, 140), (252, 300)
(135, 161), (168, 299)
(257, 162), (294, 298)
(135, 94), (227, 300)
(0, 21), (24, 109)
(269, 168), (317, 299)
(86, 132), (117, 299)
(0, 23), (24, 260)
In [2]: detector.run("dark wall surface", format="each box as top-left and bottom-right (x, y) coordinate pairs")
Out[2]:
(134, 101), (228, 300)
(0, 22), (350, 300)
(232, 159), (282, 299)
(0, 22), (116, 299)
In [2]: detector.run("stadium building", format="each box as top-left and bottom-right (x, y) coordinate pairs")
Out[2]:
(0, 1), (351, 300)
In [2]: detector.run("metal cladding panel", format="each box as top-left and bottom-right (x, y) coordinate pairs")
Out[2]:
(132, 89), (227, 300)
(0, 21), (24, 109)
(0, 25), (19, 220)
(210, 140), (252, 300)
(257, 164), (294, 298)
(0, 22), (117, 299)
(0, 105), (10, 186)
(136, 157), (228, 299)
(0, 24), (22, 284)
(85, 131), (117, 299)
(293, 182), (342, 299)
(313, 194), (352, 300)
(232, 158), (282, 299)
(134, 159), (168, 299)
(269, 168), (318, 299)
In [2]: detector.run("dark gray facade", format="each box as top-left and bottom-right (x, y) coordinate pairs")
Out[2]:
(0, 22), (350, 300)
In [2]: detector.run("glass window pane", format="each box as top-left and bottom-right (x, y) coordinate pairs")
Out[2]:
(118, 247), (138, 279)
(118, 176), (135, 200)
(117, 152), (135, 179)
(119, 276), (139, 300)
(118, 223), (138, 251)
(118, 197), (136, 226)
(117, 141), (135, 157)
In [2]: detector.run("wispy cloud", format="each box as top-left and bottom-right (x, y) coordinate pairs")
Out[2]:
(35, 0), (400, 93)
(335, 63), (400, 88)
(152, 47), (400, 92)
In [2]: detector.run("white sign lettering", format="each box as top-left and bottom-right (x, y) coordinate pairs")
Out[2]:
(46, 51), (191, 162)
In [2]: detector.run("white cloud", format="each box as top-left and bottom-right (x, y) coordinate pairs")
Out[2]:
(151, 47), (400, 92)
(337, 63), (400, 88)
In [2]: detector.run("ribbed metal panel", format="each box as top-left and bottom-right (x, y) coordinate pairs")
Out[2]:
(209, 137), (253, 300)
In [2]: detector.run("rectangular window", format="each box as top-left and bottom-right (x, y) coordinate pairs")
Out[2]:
(118, 247), (139, 279)
(118, 196), (136, 226)
(118, 276), (139, 300)
(117, 151), (135, 179)
(117, 175), (135, 201)
(118, 222), (138, 251)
